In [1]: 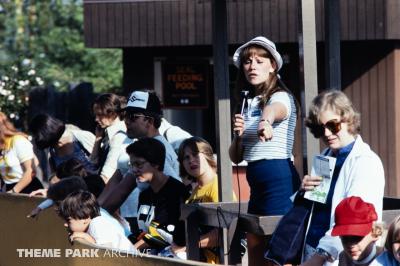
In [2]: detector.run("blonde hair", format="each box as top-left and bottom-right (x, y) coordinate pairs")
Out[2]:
(305, 90), (361, 137)
(0, 112), (27, 150)
(372, 222), (384, 237)
(178, 137), (216, 179)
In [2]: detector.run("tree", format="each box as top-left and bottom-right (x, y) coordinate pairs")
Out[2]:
(0, 0), (122, 122)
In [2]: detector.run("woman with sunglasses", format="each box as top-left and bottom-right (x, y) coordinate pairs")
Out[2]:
(301, 90), (385, 266)
(229, 36), (299, 265)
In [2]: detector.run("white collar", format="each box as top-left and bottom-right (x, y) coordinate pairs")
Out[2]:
(105, 119), (126, 139)
(352, 245), (377, 265)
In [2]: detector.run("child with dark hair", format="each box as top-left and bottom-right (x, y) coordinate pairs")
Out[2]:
(128, 138), (189, 250)
(56, 158), (87, 179)
(29, 113), (97, 175)
(56, 158), (105, 198)
(100, 137), (189, 251)
(27, 177), (130, 238)
(27, 176), (89, 218)
(125, 138), (166, 172)
(47, 176), (88, 203)
(59, 190), (136, 253)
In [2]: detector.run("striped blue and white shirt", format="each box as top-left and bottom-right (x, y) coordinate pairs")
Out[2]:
(242, 91), (296, 162)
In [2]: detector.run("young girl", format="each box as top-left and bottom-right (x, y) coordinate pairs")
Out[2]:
(0, 112), (43, 193)
(229, 36), (299, 265)
(167, 137), (235, 263)
(372, 215), (400, 265)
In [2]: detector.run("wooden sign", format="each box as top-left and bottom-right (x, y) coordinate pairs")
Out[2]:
(162, 61), (209, 108)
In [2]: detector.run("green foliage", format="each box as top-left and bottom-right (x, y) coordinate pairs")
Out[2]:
(0, 0), (122, 120)
(0, 59), (44, 127)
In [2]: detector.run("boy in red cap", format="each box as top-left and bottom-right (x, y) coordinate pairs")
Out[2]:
(331, 196), (384, 266)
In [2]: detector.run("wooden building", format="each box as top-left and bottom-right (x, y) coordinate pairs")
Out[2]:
(83, 0), (400, 197)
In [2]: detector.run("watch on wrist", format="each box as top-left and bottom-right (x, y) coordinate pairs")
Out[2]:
(315, 248), (333, 262)
(260, 119), (271, 124)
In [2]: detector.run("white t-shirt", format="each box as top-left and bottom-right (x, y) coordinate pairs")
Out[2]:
(87, 215), (136, 253)
(0, 135), (34, 184)
(159, 118), (192, 152)
(153, 135), (180, 180)
(242, 91), (297, 162)
(100, 119), (127, 181)
(99, 208), (131, 236)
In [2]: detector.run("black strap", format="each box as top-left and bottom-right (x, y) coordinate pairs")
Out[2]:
(163, 127), (171, 141)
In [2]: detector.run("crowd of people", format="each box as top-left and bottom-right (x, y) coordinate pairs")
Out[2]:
(0, 35), (397, 266)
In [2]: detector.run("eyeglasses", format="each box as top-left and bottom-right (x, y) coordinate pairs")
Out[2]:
(128, 160), (148, 169)
(314, 119), (342, 137)
(123, 112), (149, 122)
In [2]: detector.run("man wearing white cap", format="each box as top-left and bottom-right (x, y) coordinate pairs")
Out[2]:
(121, 90), (180, 180)
(98, 91), (181, 234)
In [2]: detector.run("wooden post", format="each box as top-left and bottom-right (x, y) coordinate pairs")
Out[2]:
(185, 211), (200, 261)
(299, 0), (320, 172)
(325, 0), (341, 90)
(211, 0), (233, 203)
(211, 0), (232, 264)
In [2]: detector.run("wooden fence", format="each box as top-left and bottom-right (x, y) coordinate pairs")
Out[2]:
(28, 82), (97, 132)
(28, 83), (97, 181)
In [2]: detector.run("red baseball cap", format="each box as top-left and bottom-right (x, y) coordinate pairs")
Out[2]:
(331, 196), (378, 236)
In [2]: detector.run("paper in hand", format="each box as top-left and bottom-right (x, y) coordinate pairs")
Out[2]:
(304, 155), (336, 203)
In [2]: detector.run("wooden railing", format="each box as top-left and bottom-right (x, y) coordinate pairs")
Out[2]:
(0, 193), (211, 266)
(2, 192), (398, 265)
(182, 198), (400, 265)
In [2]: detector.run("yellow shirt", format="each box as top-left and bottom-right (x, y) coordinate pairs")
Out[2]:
(186, 176), (237, 203)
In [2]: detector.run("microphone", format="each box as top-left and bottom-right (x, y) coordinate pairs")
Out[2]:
(235, 90), (249, 136)
(239, 90), (249, 116)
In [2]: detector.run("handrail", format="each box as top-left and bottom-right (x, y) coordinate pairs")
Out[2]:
(0, 193), (211, 266)
(182, 197), (400, 265)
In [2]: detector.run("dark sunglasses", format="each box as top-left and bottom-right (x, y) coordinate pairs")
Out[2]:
(314, 119), (342, 137)
(123, 112), (150, 121)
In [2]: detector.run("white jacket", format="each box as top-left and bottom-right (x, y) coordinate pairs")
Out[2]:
(99, 119), (127, 180)
(315, 135), (385, 260)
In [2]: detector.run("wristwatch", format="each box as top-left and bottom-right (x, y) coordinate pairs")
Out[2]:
(315, 248), (334, 262)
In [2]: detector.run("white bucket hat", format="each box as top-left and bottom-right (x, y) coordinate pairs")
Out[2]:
(233, 36), (283, 71)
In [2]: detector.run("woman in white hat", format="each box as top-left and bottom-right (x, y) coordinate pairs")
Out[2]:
(229, 36), (299, 265)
